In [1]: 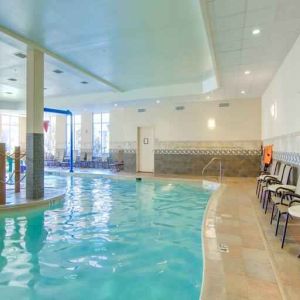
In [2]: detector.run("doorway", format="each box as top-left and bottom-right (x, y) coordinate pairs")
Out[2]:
(137, 127), (154, 173)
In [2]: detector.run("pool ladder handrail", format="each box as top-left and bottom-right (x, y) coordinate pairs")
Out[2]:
(201, 157), (223, 182)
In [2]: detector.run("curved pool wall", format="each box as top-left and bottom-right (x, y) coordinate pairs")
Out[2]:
(0, 175), (215, 300)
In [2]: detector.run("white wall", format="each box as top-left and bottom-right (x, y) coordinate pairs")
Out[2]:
(110, 99), (261, 149)
(262, 34), (300, 141)
(262, 34), (300, 156)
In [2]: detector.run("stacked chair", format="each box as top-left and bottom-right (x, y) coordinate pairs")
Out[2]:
(256, 160), (300, 249)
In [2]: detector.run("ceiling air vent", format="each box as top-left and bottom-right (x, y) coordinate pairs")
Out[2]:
(219, 103), (230, 108)
(137, 108), (146, 113)
(175, 106), (185, 111)
(14, 52), (26, 59)
(8, 78), (17, 81)
(81, 81), (88, 84)
(53, 69), (64, 74)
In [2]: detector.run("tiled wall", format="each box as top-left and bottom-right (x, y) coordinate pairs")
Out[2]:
(111, 140), (262, 177)
(264, 132), (300, 184)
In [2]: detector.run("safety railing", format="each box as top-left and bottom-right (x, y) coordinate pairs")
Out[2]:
(201, 157), (223, 182)
(0, 143), (26, 205)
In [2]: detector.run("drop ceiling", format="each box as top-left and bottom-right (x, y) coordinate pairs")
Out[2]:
(204, 0), (300, 100)
(0, 0), (300, 110)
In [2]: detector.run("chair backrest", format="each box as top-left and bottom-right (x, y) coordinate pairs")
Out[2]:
(55, 149), (64, 161)
(294, 175), (300, 195)
(281, 165), (292, 184)
(270, 161), (279, 175)
(80, 152), (87, 161)
(86, 152), (93, 161)
(276, 163), (285, 181)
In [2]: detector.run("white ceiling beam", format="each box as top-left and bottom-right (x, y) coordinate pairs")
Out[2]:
(0, 25), (123, 93)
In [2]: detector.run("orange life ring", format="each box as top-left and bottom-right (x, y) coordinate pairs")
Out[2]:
(263, 145), (273, 165)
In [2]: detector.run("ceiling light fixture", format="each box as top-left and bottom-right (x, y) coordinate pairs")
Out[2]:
(252, 28), (261, 35)
(241, 90), (246, 95)
(114, 103), (118, 107)
(207, 118), (216, 130)
(53, 69), (64, 74)
(14, 52), (26, 59)
(206, 96), (211, 100)
(156, 100), (160, 104)
(244, 70), (251, 75)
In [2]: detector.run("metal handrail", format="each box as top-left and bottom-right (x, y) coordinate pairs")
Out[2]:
(202, 157), (223, 182)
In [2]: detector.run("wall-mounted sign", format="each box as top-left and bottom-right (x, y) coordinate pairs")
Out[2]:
(143, 138), (149, 144)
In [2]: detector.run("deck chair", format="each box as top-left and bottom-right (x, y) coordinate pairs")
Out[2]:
(270, 176), (300, 248)
(259, 163), (286, 202)
(262, 165), (292, 213)
(256, 161), (279, 196)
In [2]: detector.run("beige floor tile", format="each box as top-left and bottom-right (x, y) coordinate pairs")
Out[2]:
(246, 278), (282, 300)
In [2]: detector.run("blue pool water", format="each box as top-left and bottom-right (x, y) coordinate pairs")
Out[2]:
(0, 175), (213, 300)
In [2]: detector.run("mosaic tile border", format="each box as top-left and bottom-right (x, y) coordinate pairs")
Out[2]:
(110, 149), (136, 154)
(273, 151), (300, 166)
(155, 149), (261, 156)
(156, 140), (262, 150)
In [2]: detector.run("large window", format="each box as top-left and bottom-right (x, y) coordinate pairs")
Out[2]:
(66, 114), (81, 155)
(1, 115), (19, 153)
(44, 113), (56, 156)
(93, 113), (109, 156)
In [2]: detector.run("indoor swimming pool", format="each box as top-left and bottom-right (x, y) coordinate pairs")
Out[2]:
(0, 175), (214, 300)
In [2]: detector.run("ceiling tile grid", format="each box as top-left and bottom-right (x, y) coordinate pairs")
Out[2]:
(205, 0), (300, 101)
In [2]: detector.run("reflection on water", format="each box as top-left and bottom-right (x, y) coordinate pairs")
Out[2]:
(0, 176), (212, 300)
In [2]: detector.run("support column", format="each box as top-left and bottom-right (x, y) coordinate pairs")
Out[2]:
(0, 143), (6, 204)
(26, 48), (44, 199)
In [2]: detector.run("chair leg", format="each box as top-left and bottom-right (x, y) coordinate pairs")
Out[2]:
(258, 182), (262, 198)
(262, 189), (268, 209)
(275, 212), (281, 236)
(281, 214), (289, 249)
(264, 196), (269, 214)
(256, 181), (260, 196)
(270, 203), (276, 224)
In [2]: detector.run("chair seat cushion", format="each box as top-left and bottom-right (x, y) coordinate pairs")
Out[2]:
(267, 184), (296, 193)
(277, 204), (289, 214)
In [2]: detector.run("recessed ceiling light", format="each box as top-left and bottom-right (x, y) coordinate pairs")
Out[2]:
(206, 96), (210, 100)
(241, 90), (246, 94)
(114, 103), (118, 107)
(81, 81), (88, 84)
(8, 78), (17, 81)
(156, 100), (160, 104)
(53, 69), (64, 74)
(14, 52), (26, 59)
(252, 28), (261, 35)
(244, 70), (251, 75)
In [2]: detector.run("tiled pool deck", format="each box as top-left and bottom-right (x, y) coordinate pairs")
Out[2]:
(202, 178), (300, 300)
(0, 188), (65, 211)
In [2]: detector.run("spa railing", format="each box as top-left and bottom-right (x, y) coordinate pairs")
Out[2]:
(201, 157), (223, 182)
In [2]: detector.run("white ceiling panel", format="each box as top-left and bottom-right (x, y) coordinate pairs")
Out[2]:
(203, 0), (300, 101)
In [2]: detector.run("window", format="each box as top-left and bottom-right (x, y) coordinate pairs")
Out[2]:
(1, 115), (19, 153)
(44, 113), (56, 156)
(66, 114), (81, 155)
(74, 115), (81, 154)
(93, 113), (110, 156)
